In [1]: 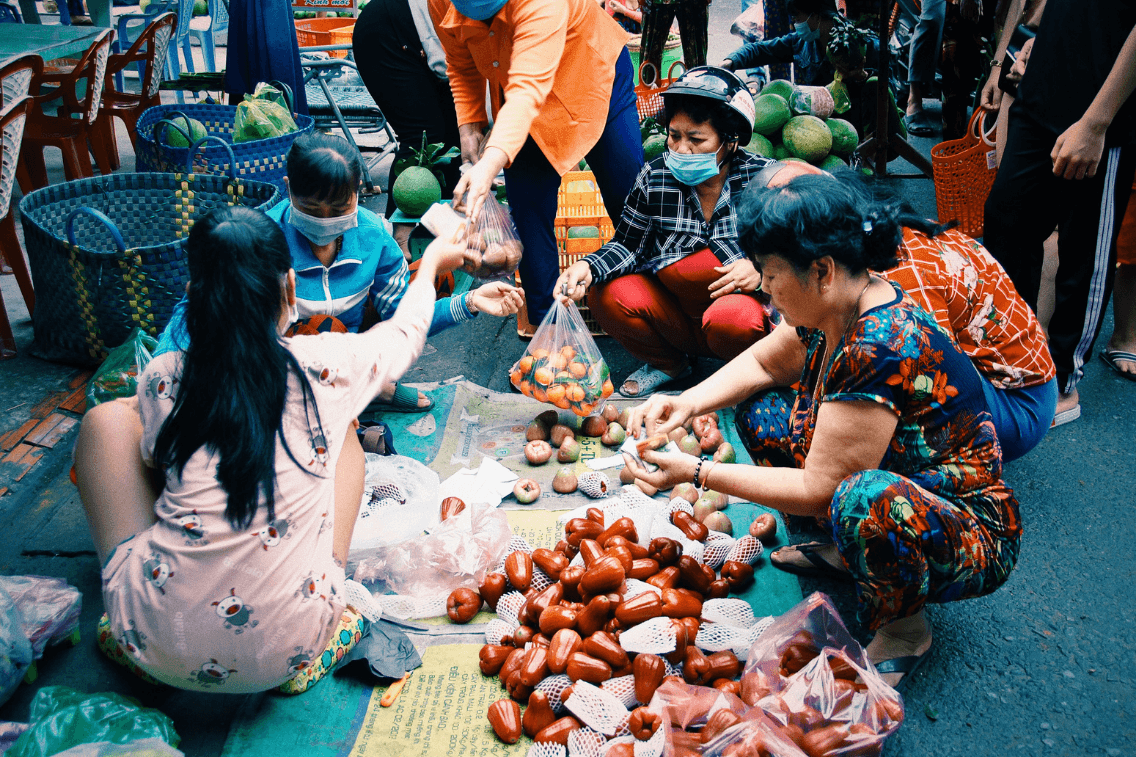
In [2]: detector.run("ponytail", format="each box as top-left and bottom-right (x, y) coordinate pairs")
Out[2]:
(153, 206), (323, 530)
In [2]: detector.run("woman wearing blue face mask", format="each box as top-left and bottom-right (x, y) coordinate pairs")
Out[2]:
(554, 67), (778, 397)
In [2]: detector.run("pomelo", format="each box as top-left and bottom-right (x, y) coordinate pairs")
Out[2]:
(818, 154), (847, 171)
(744, 133), (774, 158)
(772, 144), (792, 161)
(162, 116), (207, 148)
(762, 79), (795, 102)
(193, 0), (207, 15)
(790, 86), (835, 119)
(753, 94), (791, 136)
(392, 166), (441, 218)
(826, 118), (859, 157)
(643, 133), (667, 161)
(782, 115), (833, 164)
(567, 226), (600, 239)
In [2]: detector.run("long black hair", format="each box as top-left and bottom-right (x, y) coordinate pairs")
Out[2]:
(286, 131), (362, 205)
(736, 169), (948, 274)
(153, 206), (323, 530)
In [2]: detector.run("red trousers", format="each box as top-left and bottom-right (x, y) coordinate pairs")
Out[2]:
(587, 249), (775, 373)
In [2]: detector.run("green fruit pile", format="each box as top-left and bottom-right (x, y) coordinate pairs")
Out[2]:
(742, 80), (858, 167)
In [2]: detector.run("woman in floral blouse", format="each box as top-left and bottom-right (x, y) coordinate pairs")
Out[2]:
(623, 171), (1021, 690)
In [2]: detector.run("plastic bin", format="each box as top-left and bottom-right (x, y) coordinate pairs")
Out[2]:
(294, 18), (355, 58)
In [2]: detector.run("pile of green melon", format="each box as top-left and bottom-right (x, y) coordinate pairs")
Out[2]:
(742, 79), (858, 170)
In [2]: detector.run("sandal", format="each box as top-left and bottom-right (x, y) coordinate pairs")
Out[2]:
(874, 646), (932, 692)
(902, 110), (938, 137)
(769, 541), (852, 581)
(1100, 348), (1136, 382)
(1050, 404), (1080, 428)
(619, 363), (691, 398)
(363, 382), (433, 416)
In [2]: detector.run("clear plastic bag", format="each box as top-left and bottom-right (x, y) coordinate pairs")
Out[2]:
(508, 300), (613, 417)
(233, 83), (299, 143)
(0, 586), (33, 708)
(7, 686), (179, 757)
(352, 501), (511, 606)
(701, 707), (809, 757)
(86, 329), (157, 408)
(0, 576), (82, 658)
(462, 196), (522, 279)
(348, 454), (440, 561)
(730, 4), (764, 43)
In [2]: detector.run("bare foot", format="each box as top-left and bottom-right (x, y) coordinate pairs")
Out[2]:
(866, 610), (933, 688)
(770, 542), (849, 574)
(1055, 388), (1079, 415)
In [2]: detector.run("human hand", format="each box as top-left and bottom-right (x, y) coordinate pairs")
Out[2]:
(609, 0), (626, 13)
(709, 259), (762, 299)
(458, 122), (488, 166)
(420, 226), (467, 274)
(469, 281), (525, 316)
(451, 147), (508, 224)
(624, 393), (697, 438)
(979, 70), (1003, 111)
(622, 448), (700, 490)
(1051, 117), (1108, 180)
(1008, 37), (1033, 82)
(554, 260), (594, 304)
(720, 58), (734, 70)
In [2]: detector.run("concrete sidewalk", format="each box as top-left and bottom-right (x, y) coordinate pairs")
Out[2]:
(2, 4), (1135, 756)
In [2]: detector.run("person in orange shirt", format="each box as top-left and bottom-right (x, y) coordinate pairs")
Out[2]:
(437, 0), (646, 331)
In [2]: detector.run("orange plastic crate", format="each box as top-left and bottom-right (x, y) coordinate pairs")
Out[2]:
(516, 171), (615, 336)
(294, 18), (355, 59)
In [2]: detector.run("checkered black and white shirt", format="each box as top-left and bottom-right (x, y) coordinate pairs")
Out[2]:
(584, 151), (775, 284)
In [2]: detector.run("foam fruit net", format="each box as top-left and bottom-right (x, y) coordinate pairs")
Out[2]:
(495, 591), (527, 625)
(343, 579), (383, 622)
(702, 536), (734, 569)
(725, 535), (764, 565)
(485, 618), (517, 646)
(535, 674), (575, 713)
(701, 598), (756, 628)
(564, 681), (631, 736)
(527, 743), (566, 757)
(568, 727), (607, 757)
(618, 616), (676, 654)
(600, 675), (638, 709)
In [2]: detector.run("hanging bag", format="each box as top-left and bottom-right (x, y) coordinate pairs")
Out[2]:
(930, 107), (998, 238)
(634, 60), (686, 123)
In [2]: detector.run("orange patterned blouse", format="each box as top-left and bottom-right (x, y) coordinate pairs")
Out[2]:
(887, 227), (1056, 390)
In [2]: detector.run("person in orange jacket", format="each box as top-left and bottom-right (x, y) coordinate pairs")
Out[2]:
(438, 0), (645, 332)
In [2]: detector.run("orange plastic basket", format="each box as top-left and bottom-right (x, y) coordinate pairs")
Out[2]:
(516, 171), (615, 336)
(294, 18), (355, 59)
(634, 61), (686, 123)
(931, 107), (998, 238)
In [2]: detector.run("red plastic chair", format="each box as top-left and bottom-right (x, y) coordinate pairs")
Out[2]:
(0, 53), (39, 279)
(0, 97), (34, 359)
(16, 28), (113, 192)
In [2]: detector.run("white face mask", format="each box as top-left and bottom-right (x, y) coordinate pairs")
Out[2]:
(288, 201), (358, 247)
(795, 18), (820, 42)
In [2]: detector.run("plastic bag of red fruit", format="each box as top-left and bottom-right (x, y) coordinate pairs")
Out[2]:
(509, 300), (614, 417)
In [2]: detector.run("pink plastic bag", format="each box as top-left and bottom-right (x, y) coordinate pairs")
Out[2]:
(0, 576), (82, 658)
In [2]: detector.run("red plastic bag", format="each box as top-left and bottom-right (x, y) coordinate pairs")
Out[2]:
(508, 300), (613, 417)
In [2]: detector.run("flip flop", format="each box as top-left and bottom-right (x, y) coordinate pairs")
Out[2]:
(1100, 348), (1136, 382)
(363, 383), (433, 416)
(769, 541), (852, 581)
(619, 363), (691, 398)
(1050, 404), (1081, 428)
(903, 111), (938, 136)
(874, 646), (932, 692)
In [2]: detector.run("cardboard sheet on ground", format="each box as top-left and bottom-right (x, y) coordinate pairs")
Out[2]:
(223, 381), (803, 755)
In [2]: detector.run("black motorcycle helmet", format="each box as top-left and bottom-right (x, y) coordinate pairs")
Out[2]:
(660, 66), (757, 146)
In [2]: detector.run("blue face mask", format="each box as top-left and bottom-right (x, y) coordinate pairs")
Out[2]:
(664, 149), (724, 186)
(289, 201), (358, 247)
(795, 19), (819, 42)
(451, 0), (507, 21)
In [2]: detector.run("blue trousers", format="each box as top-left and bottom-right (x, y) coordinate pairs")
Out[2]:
(505, 47), (645, 325)
(979, 376), (1057, 462)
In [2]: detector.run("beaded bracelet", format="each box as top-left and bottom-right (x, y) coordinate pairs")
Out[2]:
(692, 458), (705, 488)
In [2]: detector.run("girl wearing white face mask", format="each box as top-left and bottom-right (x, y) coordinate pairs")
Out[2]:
(554, 68), (778, 398)
(721, 0), (844, 89)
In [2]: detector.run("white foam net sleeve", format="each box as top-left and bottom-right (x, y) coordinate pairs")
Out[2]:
(579, 472), (612, 498)
(695, 622), (749, 654)
(618, 485), (658, 510)
(569, 551), (586, 568)
(568, 727), (607, 757)
(343, 579), (383, 622)
(496, 591), (527, 626)
(376, 594), (446, 619)
(601, 675), (638, 709)
(485, 618), (517, 645)
(662, 499), (694, 520)
(612, 714), (631, 739)
(601, 736), (636, 755)
(601, 499), (630, 524)
(536, 674), (575, 713)
(619, 617), (676, 654)
(531, 566), (553, 592)
(508, 536), (535, 554)
(701, 536), (734, 570)
(620, 499), (660, 546)
(679, 538), (704, 565)
(701, 599), (756, 628)
(647, 517), (686, 544)
(565, 681), (631, 736)
(725, 535), (764, 565)
(528, 742), (567, 757)
(635, 721), (666, 757)
(750, 616), (775, 644)
(664, 659), (681, 679)
(559, 505), (594, 525)
(622, 579), (661, 601)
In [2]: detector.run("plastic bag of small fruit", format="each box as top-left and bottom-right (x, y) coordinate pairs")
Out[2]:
(462, 196), (523, 279)
(509, 299), (614, 417)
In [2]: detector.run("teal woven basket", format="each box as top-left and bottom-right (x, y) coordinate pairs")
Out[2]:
(19, 140), (281, 366)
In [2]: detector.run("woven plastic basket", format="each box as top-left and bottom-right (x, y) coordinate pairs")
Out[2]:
(516, 171), (614, 336)
(134, 103), (314, 193)
(634, 60), (686, 123)
(294, 17), (355, 58)
(931, 107), (997, 238)
(19, 139), (282, 366)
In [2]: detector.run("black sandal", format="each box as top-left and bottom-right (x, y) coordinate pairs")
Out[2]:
(874, 647), (932, 692)
(770, 542), (852, 581)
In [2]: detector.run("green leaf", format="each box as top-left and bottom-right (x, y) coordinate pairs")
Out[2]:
(924, 704), (939, 721)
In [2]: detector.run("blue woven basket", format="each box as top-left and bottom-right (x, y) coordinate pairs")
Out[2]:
(19, 139), (282, 366)
(135, 103), (313, 193)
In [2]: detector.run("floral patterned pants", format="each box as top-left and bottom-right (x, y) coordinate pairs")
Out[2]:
(736, 392), (1020, 630)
